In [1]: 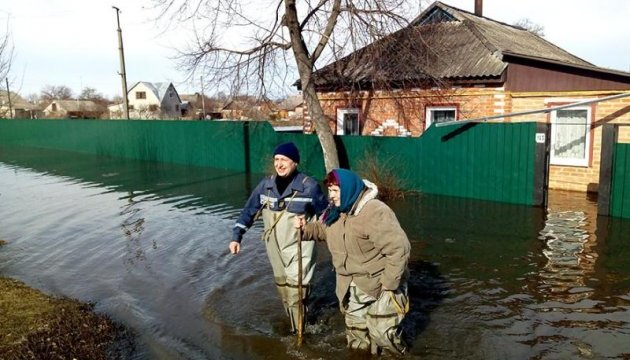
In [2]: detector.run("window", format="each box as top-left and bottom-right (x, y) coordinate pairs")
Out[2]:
(136, 91), (146, 100)
(149, 105), (158, 111)
(550, 107), (591, 166)
(336, 108), (360, 135)
(51, 103), (57, 112)
(425, 106), (456, 129)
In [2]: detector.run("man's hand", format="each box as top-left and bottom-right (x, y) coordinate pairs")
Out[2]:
(229, 241), (241, 255)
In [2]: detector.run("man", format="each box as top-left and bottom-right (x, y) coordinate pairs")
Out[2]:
(229, 142), (327, 334)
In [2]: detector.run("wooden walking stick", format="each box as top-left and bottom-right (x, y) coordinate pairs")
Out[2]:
(297, 227), (304, 346)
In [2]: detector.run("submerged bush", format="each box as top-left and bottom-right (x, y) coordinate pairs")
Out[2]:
(356, 152), (414, 202)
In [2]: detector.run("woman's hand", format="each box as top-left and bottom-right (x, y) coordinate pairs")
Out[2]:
(294, 215), (306, 229)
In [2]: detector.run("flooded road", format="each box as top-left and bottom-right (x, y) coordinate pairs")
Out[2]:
(1, 146), (629, 359)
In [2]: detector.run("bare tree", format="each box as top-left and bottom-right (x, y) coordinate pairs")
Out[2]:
(0, 18), (15, 118)
(513, 18), (545, 37)
(40, 85), (74, 101)
(0, 19), (13, 84)
(79, 86), (109, 106)
(151, 0), (424, 171)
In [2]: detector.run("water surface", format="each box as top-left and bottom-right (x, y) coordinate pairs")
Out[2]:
(1, 146), (629, 359)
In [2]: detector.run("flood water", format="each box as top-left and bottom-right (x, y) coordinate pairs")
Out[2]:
(1, 146), (629, 359)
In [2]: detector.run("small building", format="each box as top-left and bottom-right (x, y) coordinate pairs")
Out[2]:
(43, 100), (105, 119)
(220, 97), (278, 120)
(276, 95), (304, 120)
(0, 91), (43, 119)
(179, 93), (225, 119)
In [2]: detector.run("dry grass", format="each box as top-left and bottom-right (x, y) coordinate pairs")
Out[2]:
(355, 152), (414, 202)
(0, 241), (133, 359)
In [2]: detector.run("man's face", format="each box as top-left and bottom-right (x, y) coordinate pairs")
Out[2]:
(327, 185), (341, 207)
(274, 154), (297, 177)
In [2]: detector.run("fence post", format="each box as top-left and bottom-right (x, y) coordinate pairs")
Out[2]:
(597, 124), (618, 216)
(533, 122), (550, 207)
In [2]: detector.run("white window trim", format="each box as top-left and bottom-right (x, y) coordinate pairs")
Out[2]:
(336, 108), (360, 135)
(550, 106), (591, 167)
(425, 106), (457, 129)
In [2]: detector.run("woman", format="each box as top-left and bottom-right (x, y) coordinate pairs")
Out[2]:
(296, 168), (410, 354)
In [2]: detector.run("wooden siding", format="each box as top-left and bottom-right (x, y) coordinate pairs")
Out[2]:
(505, 63), (630, 92)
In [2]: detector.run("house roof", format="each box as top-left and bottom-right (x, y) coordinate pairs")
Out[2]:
(48, 100), (102, 112)
(277, 95), (303, 111)
(0, 91), (40, 110)
(310, 1), (626, 88)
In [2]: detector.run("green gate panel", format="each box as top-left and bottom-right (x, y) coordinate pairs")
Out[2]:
(611, 143), (630, 218)
(336, 122), (538, 205)
(0, 119), (540, 205)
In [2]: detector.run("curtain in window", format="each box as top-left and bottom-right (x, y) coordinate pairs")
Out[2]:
(553, 110), (588, 160)
(432, 110), (455, 123)
(343, 113), (359, 135)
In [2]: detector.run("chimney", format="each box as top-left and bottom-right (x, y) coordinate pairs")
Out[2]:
(474, 0), (483, 16)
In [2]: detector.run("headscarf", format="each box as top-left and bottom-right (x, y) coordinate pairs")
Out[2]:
(322, 168), (365, 226)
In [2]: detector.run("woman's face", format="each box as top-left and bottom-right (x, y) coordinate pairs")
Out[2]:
(328, 185), (341, 207)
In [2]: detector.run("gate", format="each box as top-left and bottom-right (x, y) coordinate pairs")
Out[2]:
(599, 125), (630, 218)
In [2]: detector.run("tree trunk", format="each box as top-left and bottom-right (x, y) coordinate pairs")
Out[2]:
(285, 0), (339, 173)
(302, 79), (339, 172)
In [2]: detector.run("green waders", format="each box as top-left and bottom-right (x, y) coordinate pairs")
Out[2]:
(343, 281), (409, 355)
(262, 209), (316, 333)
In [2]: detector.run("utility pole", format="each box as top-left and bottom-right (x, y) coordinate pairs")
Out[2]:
(113, 6), (129, 119)
(200, 76), (206, 119)
(5, 78), (12, 119)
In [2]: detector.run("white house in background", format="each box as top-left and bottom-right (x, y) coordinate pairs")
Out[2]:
(109, 82), (182, 119)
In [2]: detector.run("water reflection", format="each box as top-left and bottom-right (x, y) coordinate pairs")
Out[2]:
(538, 210), (594, 302)
(120, 191), (154, 269)
(1, 146), (629, 359)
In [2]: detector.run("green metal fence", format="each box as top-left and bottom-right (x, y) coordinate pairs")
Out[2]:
(610, 143), (630, 218)
(0, 119), (544, 206)
(598, 125), (630, 219)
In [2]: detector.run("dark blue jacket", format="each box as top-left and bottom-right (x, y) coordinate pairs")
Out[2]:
(232, 172), (327, 242)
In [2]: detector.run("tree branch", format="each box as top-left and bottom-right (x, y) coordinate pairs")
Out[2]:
(310, 0), (341, 63)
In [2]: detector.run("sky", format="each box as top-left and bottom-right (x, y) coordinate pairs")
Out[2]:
(1, 0), (629, 100)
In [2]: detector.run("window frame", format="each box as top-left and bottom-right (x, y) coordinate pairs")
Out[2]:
(549, 106), (592, 167)
(336, 108), (361, 135)
(425, 105), (457, 129)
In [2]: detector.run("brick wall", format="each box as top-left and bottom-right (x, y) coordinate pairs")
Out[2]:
(317, 87), (504, 136)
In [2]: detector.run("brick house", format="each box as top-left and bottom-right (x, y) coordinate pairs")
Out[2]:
(305, 1), (630, 193)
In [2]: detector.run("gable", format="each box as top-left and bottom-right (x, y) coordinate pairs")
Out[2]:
(129, 82), (161, 104)
(415, 6), (457, 26)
